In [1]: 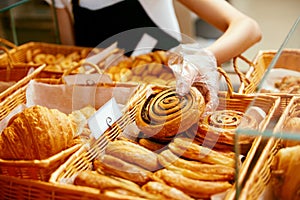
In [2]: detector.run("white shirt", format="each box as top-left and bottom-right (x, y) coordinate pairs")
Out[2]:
(45, 0), (181, 41)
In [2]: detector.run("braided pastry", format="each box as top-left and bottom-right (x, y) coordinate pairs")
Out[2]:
(135, 87), (205, 141)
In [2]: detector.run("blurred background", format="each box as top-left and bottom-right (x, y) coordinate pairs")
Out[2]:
(0, 0), (299, 63)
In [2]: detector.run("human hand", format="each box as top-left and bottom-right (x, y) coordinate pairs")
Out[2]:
(168, 43), (219, 114)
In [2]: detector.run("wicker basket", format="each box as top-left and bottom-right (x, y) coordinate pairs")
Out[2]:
(45, 68), (280, 200)
(238, 49), (300, 94)
(238, 96), (300, 200)
(237, 49), (300, 121)
(0, 175), (106, 200)
(0, 83), (82, 181)
(0, 44), (49, 101)
(0, 40), (97, 78)
(0, 61), (145, 183)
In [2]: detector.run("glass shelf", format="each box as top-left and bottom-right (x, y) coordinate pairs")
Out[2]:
(234, 16), (300, 199)
(0, 0), (29, 12)
(0, 0), (30, 45)
(237, 16), (300, 139)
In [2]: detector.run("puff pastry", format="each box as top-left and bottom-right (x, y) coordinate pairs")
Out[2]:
(168, 137), (236, 167)
(93, 155), (152, 185)
(0, 105), (76, 160)
(153, 169), (232, 199)
(104, 140), (161, 171)
(158, 150), (234, 181)
(135, 86), (205, 141)
(195, 110), (258, 154)
(142, 181), (194, 200)
(74, 170), (159, 199)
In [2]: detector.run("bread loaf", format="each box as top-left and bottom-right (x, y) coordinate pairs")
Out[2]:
(0, 105), (76, 160)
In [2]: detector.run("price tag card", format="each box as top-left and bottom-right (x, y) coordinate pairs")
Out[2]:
(131, 33), (158, 56)
(88, 97), (122, 140)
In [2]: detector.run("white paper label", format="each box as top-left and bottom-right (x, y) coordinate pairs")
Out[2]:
(88, 97), (122, 140)
(131, 33), (158, 56)
(85, 42), (118, 65)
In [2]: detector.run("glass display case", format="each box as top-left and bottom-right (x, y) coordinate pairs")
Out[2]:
(234, 16), (300, 200)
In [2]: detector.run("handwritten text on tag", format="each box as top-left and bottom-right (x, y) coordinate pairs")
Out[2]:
(88, 97), (122, 140)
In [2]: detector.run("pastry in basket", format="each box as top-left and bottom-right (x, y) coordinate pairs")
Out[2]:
(138, 138), (168, 152)
(142, 181), (194, 200)
(106, 50), (176, 86)
(195, 110), (258, 154)
(93, 155), (153, 185)
(135, 86), (205, 142)
(282, 117), (300, 147)
(104, 140), (161, 171)
(168, 137), (236, 168)
(0, 105), (82, 160)
(270, 145), (300, 200)
(274, 75), (300, 94)
(74, 170), (160, 200)
(158, 149), (235, 181)
(153, 169), (232, 199)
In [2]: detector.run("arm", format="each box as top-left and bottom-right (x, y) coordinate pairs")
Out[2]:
(45, 0), (75, 45)
(56, 7), (75, 45)
(177, 0), (262, 65)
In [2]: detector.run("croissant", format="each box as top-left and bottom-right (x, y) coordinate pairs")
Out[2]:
(0, 105), (76, 160)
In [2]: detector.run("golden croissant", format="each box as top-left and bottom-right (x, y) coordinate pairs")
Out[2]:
(0, 105), (77, 160)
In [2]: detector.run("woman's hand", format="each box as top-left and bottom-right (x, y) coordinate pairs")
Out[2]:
(168, 43), (219, 115)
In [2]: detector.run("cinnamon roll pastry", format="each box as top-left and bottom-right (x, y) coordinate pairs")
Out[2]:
(135, 86), (205, 141)
(197, 110), (258, 151)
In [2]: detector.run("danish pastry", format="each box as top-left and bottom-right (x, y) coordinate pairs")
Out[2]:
(135, 87), (205, 141)
(196, 110), (258, 153)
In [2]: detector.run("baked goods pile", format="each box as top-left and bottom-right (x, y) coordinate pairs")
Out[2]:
(25, 48), (91, 73)
(274, 75), (300, 93)
(73, 138), (235, 199)
(105, 50), (176, 85)
(0, 105), (95, 160)
(70, 85), (257, 199)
